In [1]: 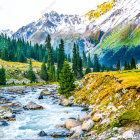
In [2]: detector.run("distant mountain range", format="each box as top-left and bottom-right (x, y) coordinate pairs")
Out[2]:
(2, 0), (140, 65)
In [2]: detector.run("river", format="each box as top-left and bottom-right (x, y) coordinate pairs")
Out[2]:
(0, 85), (86, 139)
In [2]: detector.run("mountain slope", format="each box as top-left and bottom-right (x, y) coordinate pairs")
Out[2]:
(12, 0), (140, 64)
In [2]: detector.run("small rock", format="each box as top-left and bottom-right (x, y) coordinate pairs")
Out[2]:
(65, 119), (81, 130)
(92, 113), (102, 122)
(81, 107), (89, 111)
(38, 95), (43, 100)
(60, 99), (73, 106)
(122, 130), (135, 139)
(82, 119), (94, 131)
(38, 131), (47, 137)
(40, 90), (51, 96)
(49, 131), (73, 137)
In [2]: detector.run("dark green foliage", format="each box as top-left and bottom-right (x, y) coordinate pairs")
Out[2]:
(27, 59), (36, 83)
(82, 51), (87, 67)
(87, 53), (93, 68)
(57, 39), (65, 79)
(117, 60), (121, 71)
(40, 59), (48, 82)
(124, 61), (128, 70)
(58, 61), (75, 97)
(0, 66), (6, 85)
(72, 44), (83, 78)
(101, 64), (106, 72)
(85, 66), (91, 75)
(68, 54), (71, 62)
(76, 45), (83, 78)
(131, 57), (136, 69)
(46, 35), (55, 81)
(72, 43), (77, 77)
(0, 34), (47, 63)
(107, 67), (110, 72)
(93, 54), (100, 72)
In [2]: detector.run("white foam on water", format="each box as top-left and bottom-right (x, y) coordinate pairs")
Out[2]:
(0, 87), (86, 139)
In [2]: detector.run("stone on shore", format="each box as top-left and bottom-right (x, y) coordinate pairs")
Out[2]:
(65, 119), (81, 130)
(81, 119), (94, 131)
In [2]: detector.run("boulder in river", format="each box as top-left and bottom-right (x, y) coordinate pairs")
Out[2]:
(60, 99), (73, 106)
(38, 95), (43, 100)
(40, 90), (52, 96)
(49, 131), (73, 137)
(24, 101), (44, 110)
(65, 119), (81, 130)
(38, 131), (47, 137)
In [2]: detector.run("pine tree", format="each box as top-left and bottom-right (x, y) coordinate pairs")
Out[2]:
(27, 59), (36, 83)
(124, 61), (128, 70)
(72, 43), (77, 77)
(46, 34), (55, 81)
(68, 54), (71, 62)
(58, 61), (75, 97)
(76, 45), (83, 78)
(82, 51), (87, 67)
(107, 67), (110, 72)
(40, 59), (48, 82)
(128, 62), (131, 70)
(101, 64), (106, 72)
(0, 66), (6, 85)
(131, 57), (136, 69)
(87, 53), (93, 68)
(57, 39), (65, 79)
(93, 54), (100, 72)
(117, 60), (121, 71)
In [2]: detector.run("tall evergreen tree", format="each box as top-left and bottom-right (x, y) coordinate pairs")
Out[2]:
(117, 60), (121, 71)
(58, 61), (75, 97)
(101, 64), (106, 72)
(0, 66), (6, 85)
(87, 53), (93, 68)
(93, 54), (100, 72)
(40, 59), (48, 82)
(131, 57), (136, 69)
(27, 59), (36, 83)
(46, 34), (55, 81)
(124, 61), (128, 70)
(82, 51), (87, 67)
(57, 39), (65, 79)
(76, 45), (83, 78)
(72, 43), (77, 77)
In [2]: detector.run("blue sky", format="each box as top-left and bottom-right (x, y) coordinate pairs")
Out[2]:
(0, 0), (107, 31)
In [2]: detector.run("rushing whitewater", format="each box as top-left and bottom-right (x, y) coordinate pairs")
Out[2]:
(0, 86), (85, 139)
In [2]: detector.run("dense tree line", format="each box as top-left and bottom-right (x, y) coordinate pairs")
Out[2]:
(0, 34), (138, 97)
(0, 34), (58, 63)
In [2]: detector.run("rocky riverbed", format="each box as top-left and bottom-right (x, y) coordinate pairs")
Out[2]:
(0, 85), (86, 139)
(0, 85), (139, 140)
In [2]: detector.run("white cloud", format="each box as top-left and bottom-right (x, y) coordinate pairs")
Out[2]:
(0, 0), (107, 31)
